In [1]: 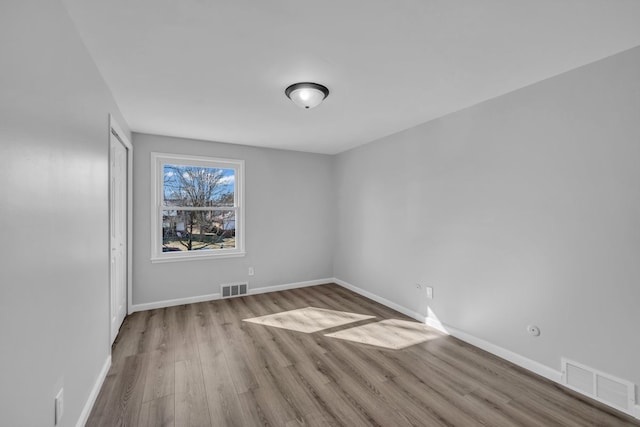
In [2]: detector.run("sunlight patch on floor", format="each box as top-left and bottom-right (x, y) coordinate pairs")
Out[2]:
(243, 307), (375, 333)
(324, 319), (437, 350)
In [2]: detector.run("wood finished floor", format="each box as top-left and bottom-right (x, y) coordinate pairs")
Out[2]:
(87, 284), (638, 427)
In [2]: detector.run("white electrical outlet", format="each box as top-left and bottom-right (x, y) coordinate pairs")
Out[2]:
(55, 388), (64, 425)
(426, 286), (434, 299)
(248, 267), (254, 276)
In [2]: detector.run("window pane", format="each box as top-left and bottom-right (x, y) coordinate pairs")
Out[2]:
(162, 210), (236, 252)
(163, 164), (235, 207)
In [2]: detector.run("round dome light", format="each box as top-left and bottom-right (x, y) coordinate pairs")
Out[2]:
(285, 82), (329, 109)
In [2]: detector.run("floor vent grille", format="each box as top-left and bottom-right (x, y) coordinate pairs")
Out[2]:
(561, 358), (635, 415)
(221, 282), (248, 298)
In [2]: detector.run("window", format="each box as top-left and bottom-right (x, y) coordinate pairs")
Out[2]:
(151, 152), (244, 262)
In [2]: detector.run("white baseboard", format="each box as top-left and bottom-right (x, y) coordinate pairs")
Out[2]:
(333, 278), (426, 323)
(438, 321), (562, 383)
(130, 292), (221, 312)
(425, 315), (446, 332)
(249, 278), (333, 296)
(130, 278), (334, 313)
(334, 278), (562, 383)
(76, 355), (111, 427)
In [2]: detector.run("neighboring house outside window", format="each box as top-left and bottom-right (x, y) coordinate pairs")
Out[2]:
(151, 152), (245, 262)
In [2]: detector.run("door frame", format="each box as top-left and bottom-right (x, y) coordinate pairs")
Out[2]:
(109, 115), (133, 334)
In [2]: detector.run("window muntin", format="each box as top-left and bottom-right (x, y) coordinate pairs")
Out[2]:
(151, 153), (244, 262)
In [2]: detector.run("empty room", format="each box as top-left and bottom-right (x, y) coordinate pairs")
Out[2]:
(2, 0), (640, 426)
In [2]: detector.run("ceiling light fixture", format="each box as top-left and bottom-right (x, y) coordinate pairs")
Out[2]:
(285, 82), (329, 109)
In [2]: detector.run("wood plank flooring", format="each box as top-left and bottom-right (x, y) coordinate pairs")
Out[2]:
(87, 284), (639, 426)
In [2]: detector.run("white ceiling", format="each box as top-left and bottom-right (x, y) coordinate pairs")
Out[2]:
(63, 0), (640, 154)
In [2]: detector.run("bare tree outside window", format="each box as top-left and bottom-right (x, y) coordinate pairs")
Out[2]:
(162, 165), (236, 252)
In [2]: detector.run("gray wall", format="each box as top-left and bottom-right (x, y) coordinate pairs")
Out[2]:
(132, 133), (334, 305)
(334, 46), (640, 390)
(1, 2), (637, 423)
(0, 1), (130, 426)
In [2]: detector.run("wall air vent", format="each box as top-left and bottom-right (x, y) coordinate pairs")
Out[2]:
(561, 358), (636, 416)
(221, 282), (248, 299)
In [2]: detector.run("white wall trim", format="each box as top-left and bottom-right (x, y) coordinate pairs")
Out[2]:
(425, 317), (562, 383)
(334, 278), (562, 383)
(333, 278), (426, 323)
(424, 314), (446, 332)
(130, 292), (221, 312)
(249, 278), (333, 296)
(149, 152), (245, 264)
(109, 114), (134, 316)
(442, 322), (562, 383)
(76, 355), (111, 427)
(130, 278), (334, 312)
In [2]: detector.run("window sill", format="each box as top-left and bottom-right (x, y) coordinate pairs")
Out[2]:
(151, 251), (246, 263)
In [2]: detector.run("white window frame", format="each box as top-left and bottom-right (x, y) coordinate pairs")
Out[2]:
(150, 152), (245, 263)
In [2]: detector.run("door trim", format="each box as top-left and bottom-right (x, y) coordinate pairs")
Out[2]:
(109, 114), (133, 321)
